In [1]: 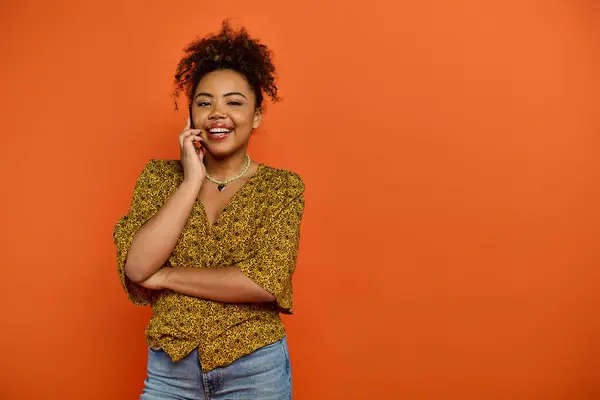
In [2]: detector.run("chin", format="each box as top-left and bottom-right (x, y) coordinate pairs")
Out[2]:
(205, 142), (244, 159)
(205, 133), (250, 158)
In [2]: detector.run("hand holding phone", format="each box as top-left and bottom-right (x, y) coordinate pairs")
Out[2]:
(179, 117), (206, 183)
(189, 105), (203, 152)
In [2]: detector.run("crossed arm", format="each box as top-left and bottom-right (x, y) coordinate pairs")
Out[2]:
(120, 176), (273, 303)
(138, 266), (275, 303)
(113, 161), (303, 308)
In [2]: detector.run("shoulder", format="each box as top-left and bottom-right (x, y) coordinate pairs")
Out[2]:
(134, 159), (183, 195)
(260, 165), (305, 197)
(140, 159), (183, 178)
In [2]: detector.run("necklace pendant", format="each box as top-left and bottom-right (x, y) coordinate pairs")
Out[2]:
(217, 184), (226, 192)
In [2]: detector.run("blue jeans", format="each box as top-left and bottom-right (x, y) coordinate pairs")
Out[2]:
(140, 336), (292, 399)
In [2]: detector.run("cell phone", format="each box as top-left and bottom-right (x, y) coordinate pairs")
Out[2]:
(188, 105), (195, 129)
(189, 105), (203, 152)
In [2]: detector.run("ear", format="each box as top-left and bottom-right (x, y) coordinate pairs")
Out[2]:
(252, 108), (263, 129)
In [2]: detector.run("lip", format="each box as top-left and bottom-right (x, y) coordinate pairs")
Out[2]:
(207, 123), (234, 130)
(206, 123), (234, 141)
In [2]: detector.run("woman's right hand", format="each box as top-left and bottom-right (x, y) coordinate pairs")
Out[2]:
(179, 118), (206, 186)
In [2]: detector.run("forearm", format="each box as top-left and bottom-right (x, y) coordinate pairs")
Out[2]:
(125, 180), (201, 282)
(163, 266), (275, 303)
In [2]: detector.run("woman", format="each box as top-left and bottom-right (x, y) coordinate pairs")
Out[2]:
(113, 21), (304, 399)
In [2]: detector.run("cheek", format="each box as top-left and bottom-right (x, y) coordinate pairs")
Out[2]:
(193, 109), (210, 121)
(231, 110), (256, 128)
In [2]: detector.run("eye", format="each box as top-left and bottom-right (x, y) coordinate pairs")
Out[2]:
(228, 101), (242, 106)
(197, 101), (211, 107)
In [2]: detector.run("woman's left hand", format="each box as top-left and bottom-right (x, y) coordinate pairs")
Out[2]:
(139, 268), (171, 290)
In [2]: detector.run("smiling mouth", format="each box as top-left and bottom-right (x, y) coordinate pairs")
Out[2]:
(207, 127), (233, 139)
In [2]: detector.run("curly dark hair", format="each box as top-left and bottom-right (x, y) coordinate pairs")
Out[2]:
(172, 20), (279, 111)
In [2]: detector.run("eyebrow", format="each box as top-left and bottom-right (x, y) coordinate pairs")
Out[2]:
(195, 92), (247, 99)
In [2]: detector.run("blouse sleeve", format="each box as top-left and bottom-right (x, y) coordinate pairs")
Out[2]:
(113, 160), (164, 306)
(236, 174), (305, 314)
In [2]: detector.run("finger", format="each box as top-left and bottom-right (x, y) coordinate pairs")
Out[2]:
(185, 132), (203, 142)
(180, 129), (202, 139)
(197, 146), (205, 162)
(184, 135), (202, 151)
(182, 139), (197, 156)
(185, 118), (191, 130)
(192, 136), (204, 151)
(188, 137), (203, 154)
(180, 129), (202, 147)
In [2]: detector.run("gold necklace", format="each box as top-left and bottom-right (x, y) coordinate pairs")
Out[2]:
(205, 155), (251, 192)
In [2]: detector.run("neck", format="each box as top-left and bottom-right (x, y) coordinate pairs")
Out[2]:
(203, 151), (249, 181)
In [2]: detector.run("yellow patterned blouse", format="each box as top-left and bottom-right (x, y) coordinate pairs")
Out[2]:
(113, 160), (305, 372)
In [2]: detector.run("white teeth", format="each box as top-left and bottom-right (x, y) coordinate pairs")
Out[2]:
(209, 128), (232, 134)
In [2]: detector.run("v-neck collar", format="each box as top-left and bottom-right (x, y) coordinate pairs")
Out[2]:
(197, 164), (266, 231)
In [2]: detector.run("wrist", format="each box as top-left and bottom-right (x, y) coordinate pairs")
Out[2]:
(181, 177), (203, 193)
(160, 267), (175, 290)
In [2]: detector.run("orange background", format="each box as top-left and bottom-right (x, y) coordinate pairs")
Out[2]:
(1, 1), (598, 399)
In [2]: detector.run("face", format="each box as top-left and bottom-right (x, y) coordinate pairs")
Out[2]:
(191, 69), (262, 158)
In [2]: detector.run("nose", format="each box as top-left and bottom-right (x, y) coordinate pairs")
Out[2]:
(208, 105), (226, 120)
